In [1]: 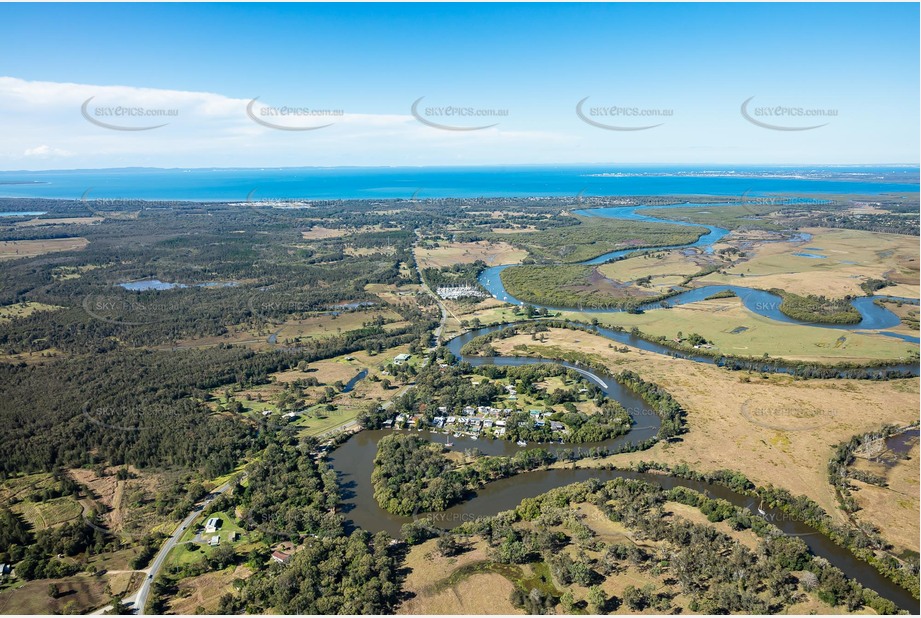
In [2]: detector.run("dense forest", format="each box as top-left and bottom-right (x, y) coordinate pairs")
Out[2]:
(774, 290), (862, 324)
(500, 263), (677, 309)
(496, 215), (707, 263)
(372, 434), (466, 515)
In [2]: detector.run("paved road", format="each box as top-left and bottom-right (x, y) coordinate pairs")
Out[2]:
(90, 361), (415, 615)
(130, 476), (241, 615)
(412, 237), (452, 349)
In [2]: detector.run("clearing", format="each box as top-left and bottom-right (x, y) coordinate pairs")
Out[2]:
(415, 240), (529, 269)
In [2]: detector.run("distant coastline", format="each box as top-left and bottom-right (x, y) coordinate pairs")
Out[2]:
(0, 165), (917, 201)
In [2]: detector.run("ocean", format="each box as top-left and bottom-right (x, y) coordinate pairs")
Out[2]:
(0, 166), (917, 201)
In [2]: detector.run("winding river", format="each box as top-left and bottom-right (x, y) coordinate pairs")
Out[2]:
(477, 203), (920, 344)
(328, 324), (919, 610)
(325, 202), (919, 609)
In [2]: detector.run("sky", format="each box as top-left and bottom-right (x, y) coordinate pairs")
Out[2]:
(0, 2), (918, 170)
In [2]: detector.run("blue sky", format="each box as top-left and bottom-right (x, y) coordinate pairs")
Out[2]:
(0, 2), (918, 169)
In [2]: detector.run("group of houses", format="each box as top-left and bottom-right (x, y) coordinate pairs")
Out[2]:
(435, 284), (488, 300)
(385, 401), (565, 439)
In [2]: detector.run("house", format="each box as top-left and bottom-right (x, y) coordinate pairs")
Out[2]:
(446, 416), (456, 424)
(495, 420), (507, 427)
(271, 550), (291, 564)
(393, 353), (411, 365)
(550, 421), (565, 432)
(209, 535), (220, 547)
(483, 420), (494, 429)
(205, 517), (222, 533)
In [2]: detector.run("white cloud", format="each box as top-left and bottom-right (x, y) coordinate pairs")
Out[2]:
(23, 144), (72, 158)
(0, 76), (570, 169)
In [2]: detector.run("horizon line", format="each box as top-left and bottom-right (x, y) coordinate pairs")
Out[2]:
(1, 162), (920, 174)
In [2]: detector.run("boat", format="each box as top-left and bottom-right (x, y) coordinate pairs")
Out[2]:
(516, 440), (527, 447)
(470, 435), (478, 441)
(445, 434), (453, 447)
(453, 432), (460, 438)
(757, 499), (766, 516)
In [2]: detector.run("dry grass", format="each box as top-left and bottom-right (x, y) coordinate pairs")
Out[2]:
(398, 538), (520, 614)
(699, 228), (920, 299)
(273, 309), (403, 343)
(415, 240), (528, 269)
(0, 575), (108, 614)
(847, 435), (919, 556)
(0, 348), (65, 364)
(0, 237), (89, 260)
(166, 565), (252, 614)
(0, 302), (62, 322)
(562, 297), (916, 363)
(489, 328), (919, 523)
(598, 250), (708, 283)
(69, 466), (174, 539)
(301, 226), (348, 239)
(399, 573), (520, 614)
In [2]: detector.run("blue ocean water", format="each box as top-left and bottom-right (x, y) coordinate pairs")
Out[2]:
(0, 166), (917, 201)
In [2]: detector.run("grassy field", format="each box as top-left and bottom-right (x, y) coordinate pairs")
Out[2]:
(559, 297), (917, 363)
(0, 237), (89, 260)
(211, 345), (411, 435)
(699, 228), (920, 299)
(12, 496), (82, 531)
(439, 304), (529, 339)
(0, 301), (63, 323)
(50, 264), (100, 281)
(272, 308), (404, 344)
(598, 250), (709, 285)
(300, 226), (349, 239)
(0, 472), (50, 503)
(415, 240), (529, 269)
(169, 510), (249, 568)
(365, 282), (424, 305)
(166, 565), (253, 614)
(3, 473), (82, 531)
(397, 538), (522, 615)
(69, 466), (185, 541)
(0, 574), (108, 615)
(488, 328), (919, 522)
